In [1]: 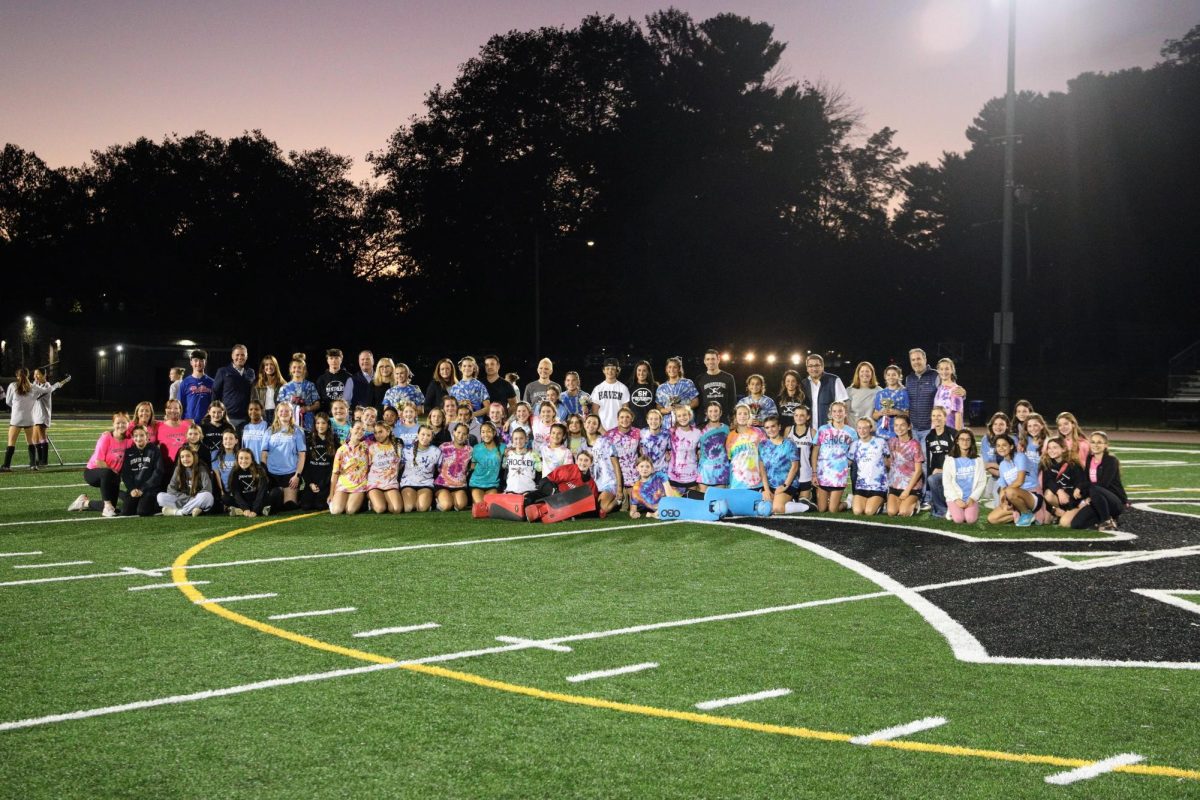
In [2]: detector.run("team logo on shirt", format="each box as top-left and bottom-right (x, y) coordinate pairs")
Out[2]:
(324, 380), (345, 400)
(631, 388), (653, 406)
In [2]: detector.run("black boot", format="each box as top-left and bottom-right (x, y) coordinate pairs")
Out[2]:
(1, 445), (14, 471)
(38, 442), (49, 466)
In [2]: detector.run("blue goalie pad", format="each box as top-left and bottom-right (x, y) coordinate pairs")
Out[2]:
(656, 496), (729, 521)
(703, 487), (773, 517)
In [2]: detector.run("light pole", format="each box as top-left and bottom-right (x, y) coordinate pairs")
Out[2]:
(997, 0), (1017, 412)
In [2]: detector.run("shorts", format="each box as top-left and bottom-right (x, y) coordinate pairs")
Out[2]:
(792, 481), (813, 493)
(816, 483), (845, 493)
(769, 484), (800, 500)
(402, 485), (435, 493)
(669, 480), (696, 491)
(854, 489), (887, 499)
(269, 472), (298, 489)
(888, 487), (913, 497)
(469, 484), (499, 492)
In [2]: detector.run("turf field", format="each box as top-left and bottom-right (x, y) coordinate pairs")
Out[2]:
(2, 421), (1199, 798)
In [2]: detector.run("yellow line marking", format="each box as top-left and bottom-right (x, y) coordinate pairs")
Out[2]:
(172, 514), (1200, 783)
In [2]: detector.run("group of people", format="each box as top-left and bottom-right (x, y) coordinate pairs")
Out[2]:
(12, 343), (1125, 531)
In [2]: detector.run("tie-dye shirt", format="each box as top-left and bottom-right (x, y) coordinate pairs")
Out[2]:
(934, 383), (964, 426)
(873, 387), (910, 439)
(849, 436), (889, 492)
(698, 424), (731, 485)
(886, 436), (924, 491)
(436, 442), (473, 488)
(382, 384), (425, 411)
(737, 396), (778, 425)
(726, 426), (767, 490)
(656, 379), (698, 410)
(334, 442), (370, 492)
(606, 427), (642, 486)
(539, 444), (574, 476)
(278, 381), (319, 431)
(814, 423), (856, 489)
(449, 378), (489, 412)
(367, 441), (402, 491)
(759, 437), (799, 489)
(631, 469), (672, 510)
(639, 427), (671, 472)
(586, 436), (617, 495)
(668, 427), (701, 484)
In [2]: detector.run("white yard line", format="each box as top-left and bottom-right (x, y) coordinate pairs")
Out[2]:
(0, 663), (403, 732)
(566, 663), (659, 683)
(0, 516), (132, 528)
(1044, 753), (1145, 785)
(851, 716), (948, 744)
(12, 560), (93, 569)
(1130, 589), (1200, 616)
(695, 688), (791, 710)
(353, 623), (441, 637)
(269, 607), (357, 620)
(762, 513), (1137, 543)
(494, 636), (572, 652)
(0, 551), (42, 557)
(128, 581), (210, 592)
(194, 593), (277, 605)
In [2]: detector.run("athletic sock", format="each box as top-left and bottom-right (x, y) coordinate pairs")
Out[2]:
(27, 445), (37, 467)
(2, 446), (13, 468)
(783, 501), (811, 514)
(38, 442), (49, 465)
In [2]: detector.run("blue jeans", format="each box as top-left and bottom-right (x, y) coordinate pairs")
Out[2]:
(928, 472), (948, 518)
(914, 429), (932, 508)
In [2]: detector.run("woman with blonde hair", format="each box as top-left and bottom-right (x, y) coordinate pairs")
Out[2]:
(366, 357), (398, 412)
(1055, 412), (1090, 466)
(382, 362), (425, 415)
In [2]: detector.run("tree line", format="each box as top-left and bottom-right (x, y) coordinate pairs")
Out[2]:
(2, 12), (1198, 381)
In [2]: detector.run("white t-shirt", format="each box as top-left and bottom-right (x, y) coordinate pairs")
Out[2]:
(503, 449), (542, 493)
(590, 380), (631, 430)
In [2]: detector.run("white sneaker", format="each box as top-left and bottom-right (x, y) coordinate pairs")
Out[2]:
(102, 505), (117, 518)
(162, 507), (176, 516)
(68, 493), (89, 512)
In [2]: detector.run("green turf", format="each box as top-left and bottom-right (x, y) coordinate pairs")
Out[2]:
(2, 425), (1199, 797)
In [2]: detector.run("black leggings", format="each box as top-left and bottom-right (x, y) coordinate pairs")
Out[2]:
(121, 492), (160, 517)
(1070, 485), (1125, 529)
(83, 467), (121, 506)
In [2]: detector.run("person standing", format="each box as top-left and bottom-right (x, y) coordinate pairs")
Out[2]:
(212, 344), (256, 427)
(350, 350), (376, 410)
(699, 349), (737, 424)
(802, 354), (849, 430)
(315, 348), (355, 410)
(627, 360), (658, 429)
(589, 358), (630, 431)
(655, 357), (699, 413)
(179, 350), (215, 424)
(252, 355), (285, 424)
(523, 358), (561, 409)
(482, 355), (517, 415)
(3, 369), (70, 472)
(30, 367), (67, 467)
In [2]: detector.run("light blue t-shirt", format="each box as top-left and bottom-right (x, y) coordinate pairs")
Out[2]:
(997, 452), (1039, 493)
(953, 456), (978, 498)
(239, 421), (269, 464)
(262, 428), (307, 476)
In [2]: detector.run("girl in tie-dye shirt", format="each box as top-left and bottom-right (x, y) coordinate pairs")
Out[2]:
(848, 418), (890, 517)
(639, 408), (671, 472)
(435, 423), (473, 511)
(725, 404), (768, 492)
(630, 456), (676, 518)
(539, 422), (574, 476)
(697, 402), (731, 489)
(607, 407), (642, 495)
(366, 422), (403, 513)
(668, 405), (701, 488)
(813, 401), (855, 512)
(329, 422), (370, 515)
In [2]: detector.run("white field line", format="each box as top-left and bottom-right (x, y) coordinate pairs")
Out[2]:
(0, 551), (42, 557)
(765, 513), (1137, 543)
(566, 662), (659, 683)
(1129, 488), (1200, 494)
(1130, 589), (1200, 616)
(851, 716), (948, 744)
(695, 688), (791, 710)
(0, 516), (133, 528)
(0, 521), (676, 589)
(1132, 502), (1200, 522)
(494, 636), (572, 652)
(0, 483), (87, 491)
(12, 560), (93, 569)
(1111, 447), (1200, 454)
(353, 623), (440, 638)
(128, 581), (210, 592)
(269, 607), (357, 620)
(1044, 753), (1145, 785)
(120, 566), (165, 577)
(194, 593), (277, 605)
(0, 663), (403, 732)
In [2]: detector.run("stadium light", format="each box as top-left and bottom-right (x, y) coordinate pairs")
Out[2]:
(744, 351), (756, 363)
(586, 240), (595, 247)
(177, 339), (197, 347)
(721, 352), (731, 362)
(98, 349), (107, 357)
(790, 353), (802, 365)
(24, 316), (32, 324)
(54, 339), (62, 349)
(766, 354), (777, 365)
(115, 344), (124, 353)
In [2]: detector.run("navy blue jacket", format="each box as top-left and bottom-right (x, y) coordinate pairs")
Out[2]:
(212, 364), (256, 419)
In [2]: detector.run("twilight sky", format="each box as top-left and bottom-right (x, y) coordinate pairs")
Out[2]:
(2, 1), (1197, 182)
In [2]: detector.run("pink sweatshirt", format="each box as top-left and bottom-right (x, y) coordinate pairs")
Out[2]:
(87, 433), (130, 472)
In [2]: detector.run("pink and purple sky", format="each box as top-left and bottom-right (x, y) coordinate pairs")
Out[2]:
(2, 1), (1197, 182)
